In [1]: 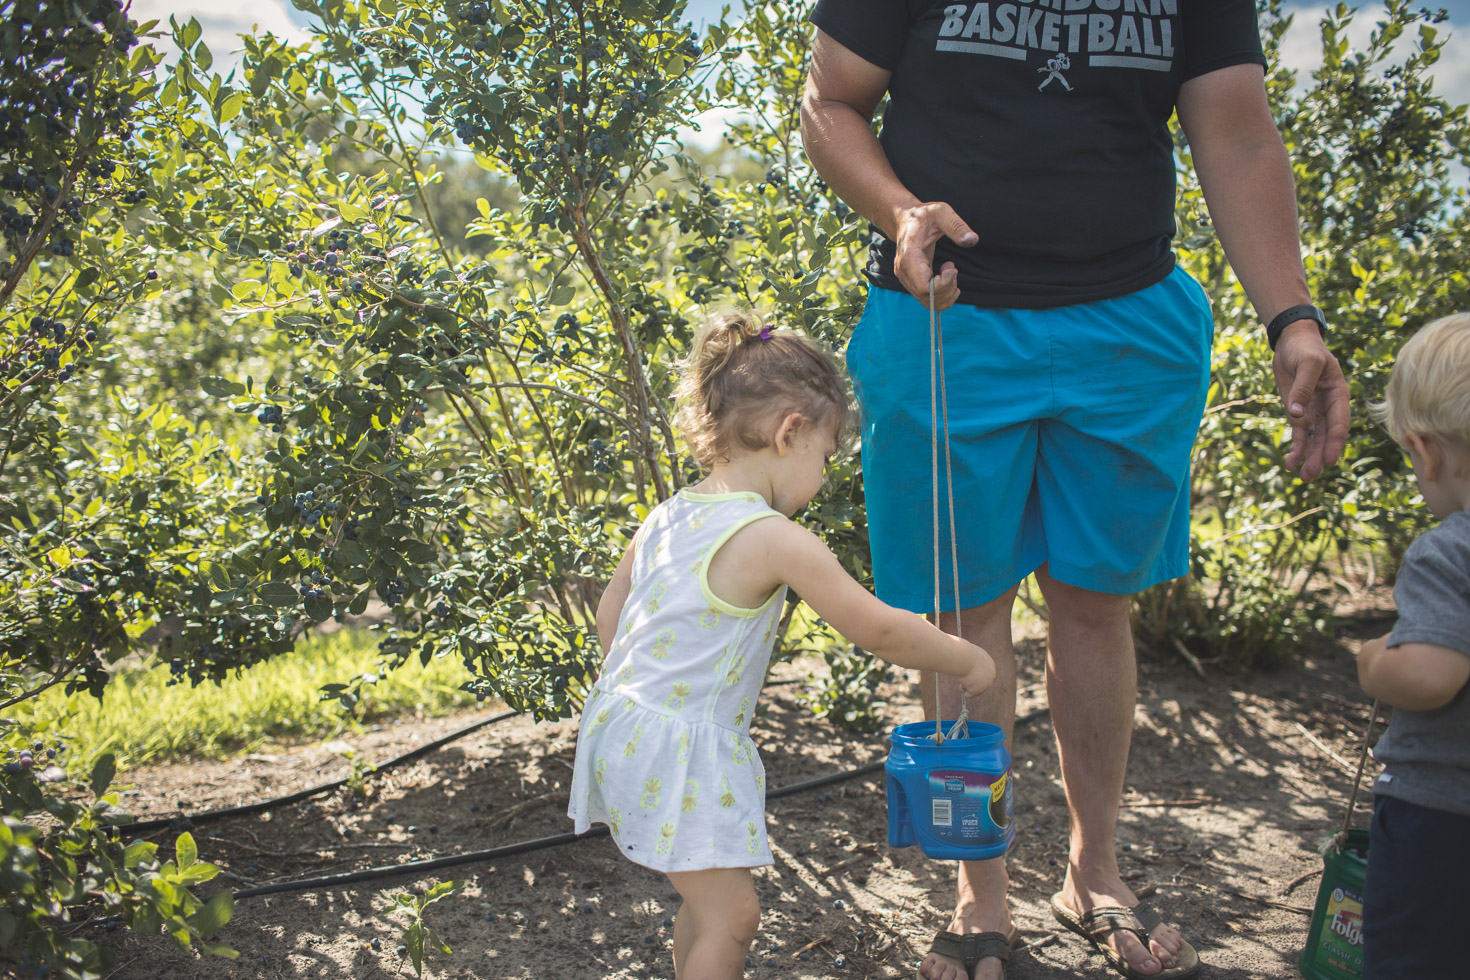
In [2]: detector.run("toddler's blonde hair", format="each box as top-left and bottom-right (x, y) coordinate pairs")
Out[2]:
(674, 310), (850, 468)
(1370, 312), (1470, 452)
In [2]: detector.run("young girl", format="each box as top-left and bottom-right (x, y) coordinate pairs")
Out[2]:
(567, 311), (996, 980)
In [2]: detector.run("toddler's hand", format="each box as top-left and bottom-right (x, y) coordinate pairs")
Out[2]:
(958, 639), (996, 698)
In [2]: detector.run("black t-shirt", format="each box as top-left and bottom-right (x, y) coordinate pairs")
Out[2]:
(810, 0), (1267, 308)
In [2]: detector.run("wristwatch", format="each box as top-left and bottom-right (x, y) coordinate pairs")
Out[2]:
(1266, 304), (1328, 351)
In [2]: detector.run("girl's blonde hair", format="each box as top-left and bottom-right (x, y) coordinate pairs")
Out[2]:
(1370, 312), (1470, 452)
(674, 310), (850, 468)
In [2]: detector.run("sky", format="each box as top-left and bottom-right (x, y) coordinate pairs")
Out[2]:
(130, 0), (1470, 117)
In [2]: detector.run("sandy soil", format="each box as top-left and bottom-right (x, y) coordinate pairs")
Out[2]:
(78, 598), (1395, 980)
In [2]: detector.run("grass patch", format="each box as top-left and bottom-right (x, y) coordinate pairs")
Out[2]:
(15, 629), (478, 773)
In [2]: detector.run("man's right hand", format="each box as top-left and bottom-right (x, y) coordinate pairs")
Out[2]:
(893, 201), (977, 310)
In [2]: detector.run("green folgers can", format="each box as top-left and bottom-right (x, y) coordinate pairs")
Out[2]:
(1299, 829), (1368, 979)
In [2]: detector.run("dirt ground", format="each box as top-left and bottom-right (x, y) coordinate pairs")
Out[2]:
(81, 597), (1395, 980)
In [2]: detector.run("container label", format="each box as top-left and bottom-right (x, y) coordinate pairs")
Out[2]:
(1312, 884), (1364, 976)
(925, 769), (1012, 844)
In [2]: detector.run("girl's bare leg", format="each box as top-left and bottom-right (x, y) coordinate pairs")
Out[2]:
(668, 867), (760, 980)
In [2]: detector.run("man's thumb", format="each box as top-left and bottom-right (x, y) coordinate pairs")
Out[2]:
(1287, 357), (1323, 417)
(940, 207), (977, 247)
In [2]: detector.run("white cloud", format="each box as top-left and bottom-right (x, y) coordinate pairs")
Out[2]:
(130, 0), (311, 62)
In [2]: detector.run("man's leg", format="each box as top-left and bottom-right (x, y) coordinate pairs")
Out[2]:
(1035, 564), (1184, 976)
(918, 584), (1019, 980)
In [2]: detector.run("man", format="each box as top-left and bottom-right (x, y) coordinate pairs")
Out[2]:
(800, 2), (1348, 979)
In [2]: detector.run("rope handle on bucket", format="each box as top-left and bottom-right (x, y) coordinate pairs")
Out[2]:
(1332, 697), (1380, 851)
(929, 277), (968, 745)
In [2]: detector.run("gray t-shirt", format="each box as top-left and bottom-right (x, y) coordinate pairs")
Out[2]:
(1372, 509), (1470, 816)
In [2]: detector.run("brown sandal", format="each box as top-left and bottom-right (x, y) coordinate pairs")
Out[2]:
(917, 925), (1019, 979)
(1050, 892), (1200, 980)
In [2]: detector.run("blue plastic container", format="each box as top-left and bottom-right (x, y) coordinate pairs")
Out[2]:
(885, 720), (1014, 860)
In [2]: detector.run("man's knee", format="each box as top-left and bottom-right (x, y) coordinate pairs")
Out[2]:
(1034, 567), (1130, 632)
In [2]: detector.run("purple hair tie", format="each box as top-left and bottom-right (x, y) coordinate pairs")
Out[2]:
(759, 324), (773, 340)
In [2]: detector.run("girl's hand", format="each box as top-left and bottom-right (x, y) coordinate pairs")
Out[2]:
(957, 638), (996, 698)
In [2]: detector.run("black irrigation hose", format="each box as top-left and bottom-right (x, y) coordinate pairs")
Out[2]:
(113, 709), (521, 835)
(116, 681), (811, 835)
(233, 761), (890, 899)
(232, 707), (1053, 900)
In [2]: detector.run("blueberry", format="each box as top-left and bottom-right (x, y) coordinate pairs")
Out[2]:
(798, 950), (812, 961)
(834, 898), (846, 909)
(370, 937), (381, 950)
(835, 954), (847, 967)
(662, 916), (674, 928)
(396, 944), (407, 955)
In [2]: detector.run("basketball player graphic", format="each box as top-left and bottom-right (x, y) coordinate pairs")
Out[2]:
(1037, 53), (1071, 91)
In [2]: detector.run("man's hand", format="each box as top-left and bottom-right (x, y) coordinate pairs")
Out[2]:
(892, 202), (976, 310)
(1272, 319), (1350, 481)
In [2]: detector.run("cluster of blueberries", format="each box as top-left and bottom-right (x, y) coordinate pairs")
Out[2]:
(293, 485), (342, 527)
(256, 403), (286, 430)
(380, 576), (408, 606)
(2, 740), (61, 777)
(459, 1), (494, 25)
(298, 567), (337, 602)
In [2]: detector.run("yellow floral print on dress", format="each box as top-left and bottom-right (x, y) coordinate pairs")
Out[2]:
(681, 779), (699, 813)
(754, 773), (764, 792)
(595, 755), (607, 786)
(616, 663), (635, 687)
(689, 503), (715, 530)
(623, 724), (643, 758)
(587, 707), (612, 736)
(656, 821), (677, 855)
(609, 807), (623, 835)
(677, 732), (691, 765)
(745, 821), (760, 854)
(646, 581), (667, 614)
(725, 652), (746, 687)
(664, 681), (691, 712)
(700, 607), (721, 629)
(651, 627), (676, 660)
(690, 545), (711, 576)
(640, 777), (662, 810)
(732, 734), (751, 766)
(720, 775), (736, 808)
(733, 696), (751, 728)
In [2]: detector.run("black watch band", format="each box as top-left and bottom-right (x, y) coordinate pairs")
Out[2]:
(1266, 304), (1327, 351)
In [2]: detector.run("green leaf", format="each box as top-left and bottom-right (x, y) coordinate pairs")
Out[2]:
(90, 754), (116, 796)
(338, 202), (370, 223)
(195, 40), (213, 71)
(258, 581), (300, 607)
(176, 831), (197, 869)
(217, 92), (246, 124)
(189, 891), (234, 937)
(202, 561), (232, 592)
(180, 17), (202, 49)
(200, 376), (246, 398)
(202, 943), (240, 960)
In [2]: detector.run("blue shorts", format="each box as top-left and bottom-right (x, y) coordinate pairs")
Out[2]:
(846, 267), (1214, 612)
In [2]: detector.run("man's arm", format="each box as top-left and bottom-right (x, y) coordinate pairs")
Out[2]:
(1359, 632), (1470, 710)
(799, 28), (975, 310)
(1177, 64), (1350, 481)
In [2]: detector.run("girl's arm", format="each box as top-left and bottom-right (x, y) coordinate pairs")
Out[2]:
(595, 542), (636, 655)
(760, 520), (995, 695)
(1358, 632), (1470, 711)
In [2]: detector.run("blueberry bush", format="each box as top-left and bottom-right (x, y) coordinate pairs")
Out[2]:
(2, 0), (1469, 971)
(1136, 0), (1470, 665)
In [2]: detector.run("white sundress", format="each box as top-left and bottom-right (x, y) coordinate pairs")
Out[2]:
(567, 489), (789, 872)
